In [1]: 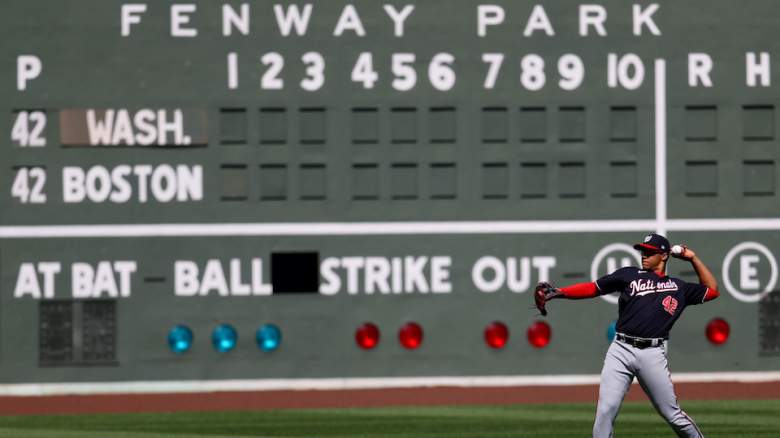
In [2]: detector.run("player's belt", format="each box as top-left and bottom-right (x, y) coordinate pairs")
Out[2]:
(615, 333), (665, 349)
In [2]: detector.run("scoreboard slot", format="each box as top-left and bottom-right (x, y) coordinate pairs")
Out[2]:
(2, 0), (779, 386)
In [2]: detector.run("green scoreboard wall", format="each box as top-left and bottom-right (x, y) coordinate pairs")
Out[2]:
(1, 0), (779, 383)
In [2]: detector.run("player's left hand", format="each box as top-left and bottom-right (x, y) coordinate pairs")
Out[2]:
(533, 282), (561, 316)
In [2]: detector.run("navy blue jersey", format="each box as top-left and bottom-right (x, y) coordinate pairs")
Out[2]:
(595, 267), (709, 339)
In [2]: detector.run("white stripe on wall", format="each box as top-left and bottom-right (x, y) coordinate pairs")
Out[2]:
(2, 218), (780, 238)
(654, 59), (668, 236)
(0, 372), (779, 396)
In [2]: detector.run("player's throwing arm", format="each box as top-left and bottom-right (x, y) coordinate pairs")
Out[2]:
(533, 233), (719, 438)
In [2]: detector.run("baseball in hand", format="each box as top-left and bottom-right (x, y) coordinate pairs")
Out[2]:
(671, 245), (684, 255)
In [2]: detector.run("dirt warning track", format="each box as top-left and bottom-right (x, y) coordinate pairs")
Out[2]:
(0, 381), (778, 416)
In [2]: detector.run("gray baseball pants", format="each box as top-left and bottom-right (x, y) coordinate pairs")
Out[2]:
(592, 339), (704, 437)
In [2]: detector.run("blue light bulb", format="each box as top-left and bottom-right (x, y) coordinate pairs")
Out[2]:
(211, 324), (238, 352)
(167, 325), (193, 354)
(256, 324), (282, 352)
(606, 320), (617, 342)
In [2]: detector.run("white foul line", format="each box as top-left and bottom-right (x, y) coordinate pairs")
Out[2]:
(0, 371), (779, 396)
(655, 59), (667, 236)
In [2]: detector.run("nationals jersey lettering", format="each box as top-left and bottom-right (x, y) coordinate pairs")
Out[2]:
(629, 278), (679, 296)
(596, 267), (708, 339)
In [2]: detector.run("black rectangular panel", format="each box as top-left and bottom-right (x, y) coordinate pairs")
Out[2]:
(39, 300), (117, 366)
(760, 293), (780, 355)
(39, 301), (73, 366)
(272, 252), (320, 293)
(81, 301), (117, 364)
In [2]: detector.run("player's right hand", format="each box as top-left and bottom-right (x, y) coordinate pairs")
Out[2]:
(671, 244), (695, 261)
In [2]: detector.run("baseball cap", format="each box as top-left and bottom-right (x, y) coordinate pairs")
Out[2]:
(633, 233), (670, 253)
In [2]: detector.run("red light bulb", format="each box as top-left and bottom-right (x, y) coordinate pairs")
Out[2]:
(706, 318), (730, 345)
(527, 321), (551, 348)
(355, 323), (380, 350)
(484, 321), (509, 349)
(399, 322), (423, 349)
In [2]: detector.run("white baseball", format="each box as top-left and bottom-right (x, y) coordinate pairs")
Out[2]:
(671, 245), (684, 255)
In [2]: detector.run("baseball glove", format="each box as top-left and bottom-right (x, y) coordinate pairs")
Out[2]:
(534, 282), (562, 316)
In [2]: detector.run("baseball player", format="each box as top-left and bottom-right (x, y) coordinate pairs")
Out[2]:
(534, 233), (720, 438)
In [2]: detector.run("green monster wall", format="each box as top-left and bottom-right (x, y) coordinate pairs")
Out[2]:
(1, 0), (779, 384)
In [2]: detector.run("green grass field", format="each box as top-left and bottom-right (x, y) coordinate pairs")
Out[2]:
(0, 400), (777, 437)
